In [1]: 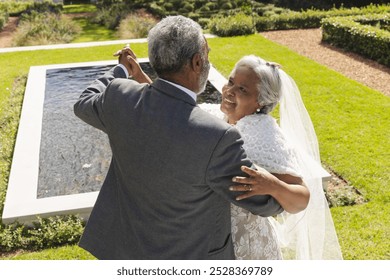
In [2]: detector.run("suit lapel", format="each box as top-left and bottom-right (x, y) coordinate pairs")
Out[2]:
(151, 78), (197, 106)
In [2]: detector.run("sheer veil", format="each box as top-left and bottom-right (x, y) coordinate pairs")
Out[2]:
(273, 69), (343, 259)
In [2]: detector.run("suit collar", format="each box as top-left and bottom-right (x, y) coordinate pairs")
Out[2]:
(151, 78), (197, 106)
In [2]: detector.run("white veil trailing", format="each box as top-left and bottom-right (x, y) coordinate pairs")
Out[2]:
(273, 69), (343, 259)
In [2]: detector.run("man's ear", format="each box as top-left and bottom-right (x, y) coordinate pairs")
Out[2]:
(190, 53), (202, 73)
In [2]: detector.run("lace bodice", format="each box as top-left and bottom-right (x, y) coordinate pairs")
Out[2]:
(200, 103), (302, 259)
(200, 103), (301, 177)
(235, 113), (302, 177)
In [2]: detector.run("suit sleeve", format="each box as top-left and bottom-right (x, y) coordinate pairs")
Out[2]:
(206, 126), (284, 217)
(73, 65), (127, 132)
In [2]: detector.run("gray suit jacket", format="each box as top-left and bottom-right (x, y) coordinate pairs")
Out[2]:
(74, 65), (283, 260)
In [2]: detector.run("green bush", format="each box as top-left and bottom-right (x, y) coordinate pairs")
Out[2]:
(255, 10), (321, 31)
(117, 13), (157, 39)
(12, 11), (81, 46)
(0, 0), (62, 16)
(221, 2), (234, 10)
(188, 12), (201, 22)
(321, 14), (390, 67)
(276, 0), (389, 10)
(163, 2), (174, 12)
(0, 0), (32, 16)
(255, 4), (390, 31)
(205, 2), (218, 11)
(25, 0), (63, 15)
(0, 216), (84, 252)
(208, 12), (255, 37)
(0, 13), (8, 31)
(198, 17), (210, 29)
(179, 2), (194, 14)
(92, 3), (131, 29)
(148, 3), (166, 19)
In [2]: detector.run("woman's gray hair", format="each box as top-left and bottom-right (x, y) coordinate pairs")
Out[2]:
(147, 16), (206, 76)
(232, 55), (282, 114)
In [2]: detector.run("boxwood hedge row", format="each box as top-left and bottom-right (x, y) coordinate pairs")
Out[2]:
(321, 14), (390, 67)
(0, 13), (8, 31)
(253, 4), (390, 32)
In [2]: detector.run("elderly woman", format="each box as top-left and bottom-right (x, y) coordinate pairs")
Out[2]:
(201, 55), (342, 260)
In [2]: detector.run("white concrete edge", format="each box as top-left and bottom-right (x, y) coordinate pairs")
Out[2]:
(207, 63), (227, 93)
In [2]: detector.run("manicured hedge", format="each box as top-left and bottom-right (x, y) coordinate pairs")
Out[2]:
(0, 0), (62, 17)
(0, 1), (30, 17)
(209, 4), (390, 36)
(0, 13), (8, 31)
(321, 14), (390, 67)
(208, 12), (255, 37)
(276, 0), (389, 10)
(254, 4), (390, 31)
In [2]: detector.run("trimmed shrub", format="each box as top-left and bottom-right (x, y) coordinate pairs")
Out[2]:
(147, 3), (166, 19)
(0, 2), (26, 17)
(205, 2), (218, 11)
(179, 2), (194, 14)
(24, 0), (63, 15)
(0, 216), (84, 252)
(92, 3), (130, 29)
(117, 13), (157, 39)
(198, 17), (210, 29)
(276, 0), (389, 10)
(163, 2), (174, 12)
(208, 12), (255, 37)
(0, 13), (8, 31)
(12, 11), (81, 46)
(255, 4), (390, 31)
(221, 2), (234, 10)
(321, 14), (390, 67)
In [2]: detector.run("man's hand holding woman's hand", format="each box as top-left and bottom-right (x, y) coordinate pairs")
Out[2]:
(113, 45), (152, 84)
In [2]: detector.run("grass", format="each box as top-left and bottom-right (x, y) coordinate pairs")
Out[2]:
(70, 17), (117, 43)
(0, 34), (389, 260)
(62, 4), (97, 14)
(63, 4), (117, 43)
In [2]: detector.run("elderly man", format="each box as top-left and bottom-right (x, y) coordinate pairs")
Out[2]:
(74, 15), (284, 260)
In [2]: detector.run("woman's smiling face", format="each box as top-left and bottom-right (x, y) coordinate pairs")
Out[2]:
(220, 66), (261, 125)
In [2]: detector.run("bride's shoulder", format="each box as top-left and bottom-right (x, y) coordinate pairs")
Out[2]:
(198, 103), (225, 120)
(237, 114), (279, 130)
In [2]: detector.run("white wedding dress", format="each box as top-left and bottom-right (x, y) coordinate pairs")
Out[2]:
(200, 103), (302, 260)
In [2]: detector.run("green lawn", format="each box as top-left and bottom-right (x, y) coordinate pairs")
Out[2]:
(63, 4), (117, 42)
(0, 34), (389, 260)
(70, 17), (117, 43)
(63, 4), (97, 14)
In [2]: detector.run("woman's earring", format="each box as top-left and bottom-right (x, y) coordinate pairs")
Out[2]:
(256, 108), (261, 113)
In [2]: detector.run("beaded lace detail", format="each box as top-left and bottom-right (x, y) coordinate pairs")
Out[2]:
(234, 114), (301, 177)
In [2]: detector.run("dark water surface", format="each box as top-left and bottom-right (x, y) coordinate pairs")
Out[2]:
(37, 63), (221, 198)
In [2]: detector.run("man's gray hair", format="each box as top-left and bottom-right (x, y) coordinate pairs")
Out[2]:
(232, 55), (282, 114)
(147, 16), (205, 76)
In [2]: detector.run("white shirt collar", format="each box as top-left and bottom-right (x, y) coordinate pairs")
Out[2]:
(160, 78), (197, 102)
